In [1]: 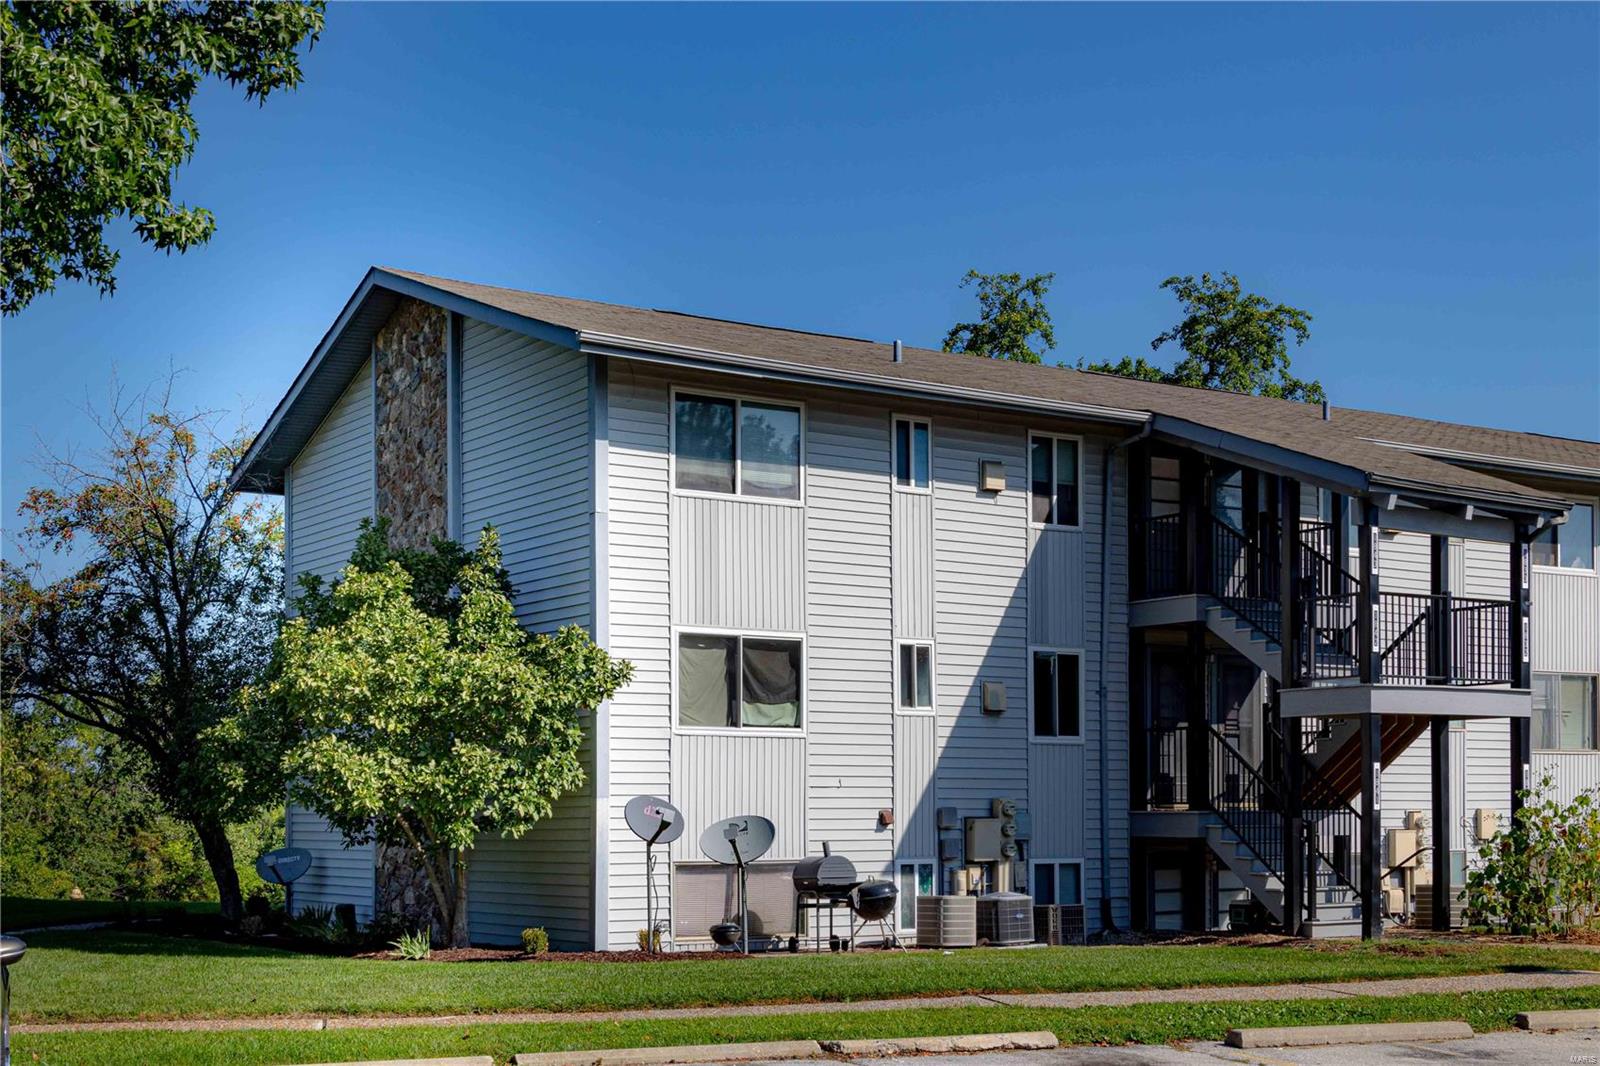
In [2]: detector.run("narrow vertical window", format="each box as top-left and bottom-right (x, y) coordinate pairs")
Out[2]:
(1033, 649), (1083, 739)
(1033, 651), (1056, 737)
(1030, 436), (1054, 523)
(894, 418), (931, 491)
(1054, 438), (1079, 526)
(1033, 863), (1057, 905)
(898, 642), (934, 710)
(1030, 433), (1081, 526)
(674, 395), (736, 493)
(740, 402), (801, 499)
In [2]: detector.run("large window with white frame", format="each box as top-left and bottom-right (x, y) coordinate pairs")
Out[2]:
(673, 392), (803, 501)
(897, 641), (935, 712)
(897, 860), (936, 931)
(1533, 673), (1597, 751)
(678, 632), (804, 729)
(1532, 502), (1595, 570)
(1031, 859), (1084, 906)
(1031, 648), (1083, 740)
(1029, 432), (1082, 527)
(893, 417), (931, 492)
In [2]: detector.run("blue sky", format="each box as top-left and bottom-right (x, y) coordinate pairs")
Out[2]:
(4, 2), (1597, 529)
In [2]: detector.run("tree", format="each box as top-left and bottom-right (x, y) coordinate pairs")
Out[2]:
(1, 387), (284, 921)
(0, 1), (326, 315)
(942, 269), (1057, 364)
(1083, 272), (1324, 402)
(235, 521), (632, 948)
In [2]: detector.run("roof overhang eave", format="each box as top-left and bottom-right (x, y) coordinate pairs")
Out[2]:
(1148, 414), (1369, 496)
(1359, 437), (1600, 484)
(578, 331), (1152, 428)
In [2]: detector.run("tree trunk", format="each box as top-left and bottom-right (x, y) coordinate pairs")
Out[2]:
(194, 818), (244, 925)
(448, 850), (471, 948)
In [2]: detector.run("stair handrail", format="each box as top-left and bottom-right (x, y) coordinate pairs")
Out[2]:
(1207, 515), (1280, 642)
(1204, 723), (1286, 880)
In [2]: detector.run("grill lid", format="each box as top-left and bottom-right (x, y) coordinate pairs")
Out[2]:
(793, 842), (859, 892)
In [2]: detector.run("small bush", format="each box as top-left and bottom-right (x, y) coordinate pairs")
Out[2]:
(389, 928), (432, 960)
(239, 914), (265, 937)
(286, 904), (341, 942)
(1464, 776), (1600, 935)
(521, 926), (549, 955)
(637, 927), (662, 952)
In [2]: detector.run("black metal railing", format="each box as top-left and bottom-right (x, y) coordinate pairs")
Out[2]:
(1137, 513), (1184, 598)
(1377, 592), (1513, 686)
(1209, 516), (1280, 640)
(1207, 724), (1284, 874)
(1145, 721), (1190, 808)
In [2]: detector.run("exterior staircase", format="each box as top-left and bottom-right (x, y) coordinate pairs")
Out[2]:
(1205, 818), (1363, 938)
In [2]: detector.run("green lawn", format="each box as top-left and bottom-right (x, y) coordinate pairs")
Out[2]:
(0, 896), (219, 932)
(18, 986), (1600, 1066)
(12, 929), (1600, 1023)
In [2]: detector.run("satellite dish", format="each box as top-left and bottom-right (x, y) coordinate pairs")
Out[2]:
(624, 795), (684, 845)
(254, 847), (313, 885)
(699, 814), (776, 866)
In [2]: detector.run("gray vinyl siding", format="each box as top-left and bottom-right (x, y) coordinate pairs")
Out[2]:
(894, 715), (938, 858)
(672, 497), (805, 631)
(672, 733), (808, 864)
(893, 491), (936, 640)
(286, 357), (373, 589)
(457, 319), (595, 949)
(1532, 568), (1599, 674)
(283, 357), (375, 920)
(604, 361), (674, 949)
(285, 804), (374, 923)
(804, 399), (895, 876)
(1377, 530), (1432, 594)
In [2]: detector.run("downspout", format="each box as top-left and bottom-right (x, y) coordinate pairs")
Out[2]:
(1098, 419), (1152, 933)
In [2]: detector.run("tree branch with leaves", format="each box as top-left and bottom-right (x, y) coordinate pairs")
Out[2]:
(942, 269), (1057, 364)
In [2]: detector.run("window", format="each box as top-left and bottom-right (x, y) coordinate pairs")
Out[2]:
(678, 633), (803, 729)
(1149, 455), (1181, 518)
(894, 418), (931, 491)
(1032, 650), (1083, 739)
(898, 642), (934, 711)
(1029, 433), (1081, 526)
(1532, 503), (1595, 569)
(1032, 860), (1084, 906)
(673, 393), (801, 500)
(1533, 674), (1597, 751)
(897, 861), (935, 930)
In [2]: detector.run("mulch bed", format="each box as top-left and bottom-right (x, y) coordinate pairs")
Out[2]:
(359, 946), (752, 963)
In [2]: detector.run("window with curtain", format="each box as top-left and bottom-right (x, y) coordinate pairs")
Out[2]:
(894, 418), (931, 491)
(1533, 673), (1597, 751)
(1533, 503), (1595, 569)
(1029, 433), (1080, 526)
(678, 633), (802, 729)
(1032, 650), (1082, 739)
(673, 393), (801, 500)
(898, 642), (934, 710)
(1032, 861), (1084, 906)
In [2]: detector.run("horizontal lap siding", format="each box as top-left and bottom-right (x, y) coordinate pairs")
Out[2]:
(605, 363), (674, 948)
(284, 359), (375, 919)
(806, 401), (894, 876)
(459, 320), (594, 949)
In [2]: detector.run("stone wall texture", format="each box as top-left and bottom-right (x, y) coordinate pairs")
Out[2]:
(374, 297), (449, 551)
(372, 296), (450, 934)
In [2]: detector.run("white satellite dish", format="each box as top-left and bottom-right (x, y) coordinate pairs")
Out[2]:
(699, 815), (776, 867)
(624, 795), (684, 845)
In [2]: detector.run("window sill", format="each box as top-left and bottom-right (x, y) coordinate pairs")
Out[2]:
(1030, 735), (1086, 746)
(1531, 564), (1597, 576)
(1030, 521), (1084, 533)
(672, 488), (806, 508)
(674, 725), (807, 739)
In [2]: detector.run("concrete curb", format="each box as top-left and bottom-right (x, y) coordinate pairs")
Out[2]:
(1225, 1020), (1474, 1049)
(510, 1031), (1058, 1065)
(296, 1058), (494, 1066)
(1515, 1008), (1600, 1031)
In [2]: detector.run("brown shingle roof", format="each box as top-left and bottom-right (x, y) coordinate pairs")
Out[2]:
(381, 268), (1573, 510)
(1329, 407), (1600, 477)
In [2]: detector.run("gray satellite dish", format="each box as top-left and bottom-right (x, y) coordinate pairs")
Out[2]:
(624, 795), (684, 845)
(254, 847), (313, 885)
(699, 814), (776, 867)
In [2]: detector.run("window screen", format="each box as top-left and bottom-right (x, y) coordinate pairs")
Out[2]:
(899, 643), (933, 709)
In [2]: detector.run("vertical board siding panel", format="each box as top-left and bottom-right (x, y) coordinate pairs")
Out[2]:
(893, 492), (936, 640)
(1532, 570), (1599, 674)
(933, 417), (1029, 821)
(287, 358), (374, 588)
(1536, 751), (1600, 800)
(458, 319), (595, 949)
(894, 715), (938, 858)
(671, 497), (804, 632)
(286, 803), (374, 923)
(1027, 529), (1085, 648)
(284, 359), (375, 917)
(1028, 743), (1086, 857)
(671, 733), (808, 862)
(806, 401), (895, 876)
(605, 362), (674, 947)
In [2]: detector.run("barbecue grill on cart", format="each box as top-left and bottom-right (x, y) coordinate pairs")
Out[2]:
(788, 843), (900, 951)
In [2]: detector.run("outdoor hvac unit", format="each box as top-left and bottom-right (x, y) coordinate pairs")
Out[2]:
(976, 891), (1034, 945)
(1033, 904), (1086, 946)
(915, 895), (978, 948)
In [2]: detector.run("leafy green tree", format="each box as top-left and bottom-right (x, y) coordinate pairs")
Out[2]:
(943, 269), (1057, 364)
(2, 389), (284, 921)
(0, 1), (326, 314)
(1464, 776), (1600, 935)
(1083, 272), (1324, 402)
(236, 523), (632, 948)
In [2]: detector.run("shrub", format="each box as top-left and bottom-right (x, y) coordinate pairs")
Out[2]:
(1464, 776), (1600, 935)
(637, 927), (662, 952)
(521, 926), (549, 955)
(286, 904), (341, 942)
(239, 914), (265, 937)
(389, 928), (432, 960)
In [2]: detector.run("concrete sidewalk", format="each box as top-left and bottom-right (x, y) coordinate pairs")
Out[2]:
(16, 967), (1600, 1035)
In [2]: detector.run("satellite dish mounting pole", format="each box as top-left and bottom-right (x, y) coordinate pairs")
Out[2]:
(729, 837), (748, 954)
